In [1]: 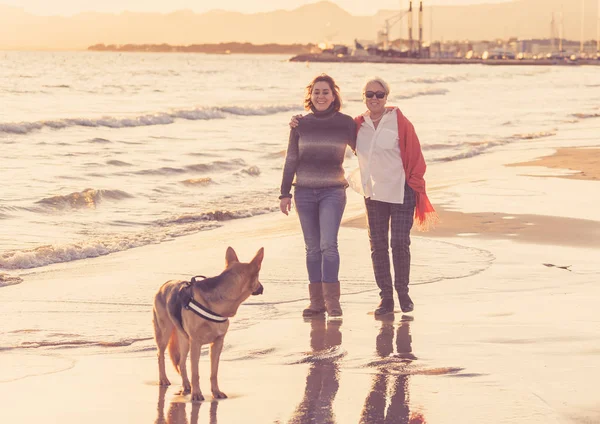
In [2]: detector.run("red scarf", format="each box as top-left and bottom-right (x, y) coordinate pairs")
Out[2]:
(354, 107), (438, 231)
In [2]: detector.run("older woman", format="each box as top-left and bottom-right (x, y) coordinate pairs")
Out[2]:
(280, 74), (356, 318)
(291, 77), (436, 316)
(354, 76), (436, 316)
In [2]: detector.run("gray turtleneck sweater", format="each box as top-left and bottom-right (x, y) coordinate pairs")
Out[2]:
(280, 109), (356, 197)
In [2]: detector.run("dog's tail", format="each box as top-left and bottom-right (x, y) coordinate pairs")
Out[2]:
(167, 328), (181, 374)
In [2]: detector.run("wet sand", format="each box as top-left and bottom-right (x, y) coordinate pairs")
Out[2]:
(1, 147), (600, 423)
(507, 147), (600, 180)
(344, 207), (600, 248)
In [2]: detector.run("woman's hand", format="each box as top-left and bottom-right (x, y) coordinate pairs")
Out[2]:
(279, 197), (292, 215)
(289, 115), (302, 129)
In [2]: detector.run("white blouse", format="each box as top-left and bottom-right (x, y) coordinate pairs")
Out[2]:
(355, 109), (406, 204)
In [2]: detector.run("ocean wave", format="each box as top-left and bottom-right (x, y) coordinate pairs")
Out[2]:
(393, 88), (449, 100)
(0, 227), (207, 270)
(430, 128), (560, 162)
(220, 105), (298, 116)
(0, 104), (301, 135)
(0, 205), (28, 213)
(2, 89), (41, 94)
(180, 177), (214, 186)
(432, 139), (509, 162)
(9, 336), (152, 350)
(185, 158), (246, 173)
(0, 206), (278, 270)
(571, 112), (600, 120)
(510, 131), (557, 140)
(241, 166), (261, 176)
(406, 75), (467, 84)
(0, 273), (23, 287)
(135, 167), (187, 176)
(35, 188), (134, 210)
(106, 160), (132, 166)
(102, 84), (125, 91)
(87, 137), (112, 143)
(422, 143), (458, 151)
(263, 149), (287, 159)
(156, 206), (278, 226)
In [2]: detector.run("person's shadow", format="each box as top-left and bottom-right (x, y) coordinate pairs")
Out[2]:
(288, 317), (343, 424)
(155, 385), (219, 424)
(360, 316), (425, 424)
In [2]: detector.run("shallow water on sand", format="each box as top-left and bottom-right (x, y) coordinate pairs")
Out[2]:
(0, 231), (493, 353)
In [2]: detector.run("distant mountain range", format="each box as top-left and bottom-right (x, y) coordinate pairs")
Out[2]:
(1, 0), (598, 50)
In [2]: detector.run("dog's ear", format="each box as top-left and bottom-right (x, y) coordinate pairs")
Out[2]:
(225, 247), (239, 266)
(250, 247), (264, 269)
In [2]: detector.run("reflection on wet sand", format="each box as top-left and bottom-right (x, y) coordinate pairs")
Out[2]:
(155, 385), (218, 424)
(360, 316), (426, 424)
(288, 317), (343, 424)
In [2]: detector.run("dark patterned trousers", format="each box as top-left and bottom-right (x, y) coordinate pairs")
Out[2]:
(365, 185), (415, 300)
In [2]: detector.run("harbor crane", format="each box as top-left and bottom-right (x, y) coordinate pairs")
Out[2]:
(380, 10), (410, 50)
(379, 1), (424, 56)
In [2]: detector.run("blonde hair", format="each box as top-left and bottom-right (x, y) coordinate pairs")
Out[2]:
(362, 77), (391, 97)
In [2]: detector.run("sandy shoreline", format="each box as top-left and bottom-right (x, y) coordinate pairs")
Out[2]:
(346, 146), (600, 245)
(507, 147), (600, 180)
(344, 207), (600, 248)
(1, 145), (600, 423)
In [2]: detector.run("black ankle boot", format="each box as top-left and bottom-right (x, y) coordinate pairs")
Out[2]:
(374, 298), (394, 316)
(398, 294), (414, 313)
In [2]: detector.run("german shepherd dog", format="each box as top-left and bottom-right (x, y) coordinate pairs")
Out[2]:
(153, 247), (264, 401)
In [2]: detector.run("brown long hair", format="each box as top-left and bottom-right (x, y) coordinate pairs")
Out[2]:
(304, 74), (342, 112)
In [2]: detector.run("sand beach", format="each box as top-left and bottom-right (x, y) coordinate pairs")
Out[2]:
(2, 127), (599, 424)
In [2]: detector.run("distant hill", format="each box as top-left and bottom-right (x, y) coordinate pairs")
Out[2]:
(0, 1), (598, 50)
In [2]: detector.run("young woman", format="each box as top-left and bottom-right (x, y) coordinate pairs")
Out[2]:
(279, 74), (356, 318)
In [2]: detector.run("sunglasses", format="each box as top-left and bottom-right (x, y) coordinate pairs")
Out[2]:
(365, 91), (386, 99)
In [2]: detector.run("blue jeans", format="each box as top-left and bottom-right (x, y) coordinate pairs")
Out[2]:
(294, 186), (347, 284)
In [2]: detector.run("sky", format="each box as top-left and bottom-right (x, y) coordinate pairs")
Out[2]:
(2, 0), (514, 16)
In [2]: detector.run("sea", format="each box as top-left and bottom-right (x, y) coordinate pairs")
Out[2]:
(1, 51), (599, 275)
(2, 52), (600, 423)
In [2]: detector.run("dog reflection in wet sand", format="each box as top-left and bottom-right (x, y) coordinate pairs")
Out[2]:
(360, 316), (426, 424)
(288, 317), (343, 424)
(154, 386), (218, 424)
(153, 247), (265, 402)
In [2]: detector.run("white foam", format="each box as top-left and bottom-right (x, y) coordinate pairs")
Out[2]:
(406, 75), (468, 84)
(394, 88), (449, 100)
(0, 104), (301, 135)
(0, 273), (23, 287)
(0, 206), (278, 270)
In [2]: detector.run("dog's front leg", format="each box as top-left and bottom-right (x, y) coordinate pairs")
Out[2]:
(210, 335), (227, 399)
(190, 340), (204, 402)
(177, 333), (191, 394)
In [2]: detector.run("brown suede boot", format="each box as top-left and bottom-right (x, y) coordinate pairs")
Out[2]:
(302, 283), (326, 317)
(322, 282), (342, 317)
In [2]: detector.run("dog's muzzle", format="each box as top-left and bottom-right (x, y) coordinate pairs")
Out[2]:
(252, 283), (264, 296)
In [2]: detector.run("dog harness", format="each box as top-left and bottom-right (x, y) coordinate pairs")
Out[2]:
(184, 276), (228, 323)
